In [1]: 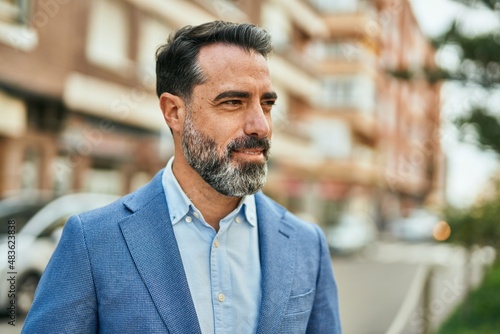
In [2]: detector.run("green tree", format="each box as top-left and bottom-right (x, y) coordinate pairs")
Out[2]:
(436, 0), (500, 238)
(431, 3), (500, 331)
(444, 179), (500, 257)
(432, 0), (500, 152)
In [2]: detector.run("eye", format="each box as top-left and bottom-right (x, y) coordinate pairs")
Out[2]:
(262, 100), (276, 106)
(261, 100), (276, 111)
(224, 100), (243, 105)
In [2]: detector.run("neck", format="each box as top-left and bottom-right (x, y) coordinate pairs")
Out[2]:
(172, 156), (241, 231)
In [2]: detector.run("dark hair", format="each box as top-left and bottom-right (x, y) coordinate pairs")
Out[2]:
(155, 21), (273, 101)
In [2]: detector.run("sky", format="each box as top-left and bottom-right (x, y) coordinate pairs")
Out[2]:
(409, 0), (500, 207)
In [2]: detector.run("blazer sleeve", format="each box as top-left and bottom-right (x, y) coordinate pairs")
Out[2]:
(22, 215), (98, 334)
(306, 225), (342, 334)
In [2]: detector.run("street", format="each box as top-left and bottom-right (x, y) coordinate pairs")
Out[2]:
(333, 258), (419, 334)
(333, 240), (493, 334)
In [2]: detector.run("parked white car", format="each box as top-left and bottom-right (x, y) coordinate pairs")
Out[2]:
(326, 213), (378, 255)
(0, 192), (118, 315)
(389, 209), (442, 242)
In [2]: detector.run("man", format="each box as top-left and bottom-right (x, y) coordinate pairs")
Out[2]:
(22, 21), (341, 333)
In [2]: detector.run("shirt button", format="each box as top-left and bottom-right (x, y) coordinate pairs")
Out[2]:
(193, 212), (200, 218)
(214, 239), (220, 248)
(185, 216), (192, 223)
(218, 293), (225, 302)
(235, 217), (242, 224)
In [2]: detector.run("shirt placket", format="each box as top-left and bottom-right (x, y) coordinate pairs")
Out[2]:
(211, 218), (236, 334)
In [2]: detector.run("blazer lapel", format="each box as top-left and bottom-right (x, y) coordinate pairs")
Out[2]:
(255, 193), (297, 334)
(118, 172), (201, 334)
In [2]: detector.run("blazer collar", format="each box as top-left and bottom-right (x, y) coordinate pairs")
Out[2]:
(119, 170), (202, 334)
(255, 192), (297, 334)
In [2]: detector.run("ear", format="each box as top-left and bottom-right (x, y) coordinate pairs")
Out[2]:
(159, 93), (185, 133)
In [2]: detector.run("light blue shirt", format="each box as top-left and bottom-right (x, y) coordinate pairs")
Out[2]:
(162, 158), (262, 334)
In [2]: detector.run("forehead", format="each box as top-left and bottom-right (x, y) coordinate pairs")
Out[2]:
(195, 44), (273, 92)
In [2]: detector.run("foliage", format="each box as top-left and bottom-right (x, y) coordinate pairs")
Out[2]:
(443, 179), (500, 255)
(386, 67), (450, 83)
(434, 2), (500, 254)
(431, 0), (500, 155)
(451, 0), (500, 10)
(432, 22), (500, 87)
(435, 262), (500, 334)
(434, 4), (500, 332)
(455, 107), (500, 155)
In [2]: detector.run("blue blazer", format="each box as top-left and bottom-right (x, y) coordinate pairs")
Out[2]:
(22, 170), (342, 333)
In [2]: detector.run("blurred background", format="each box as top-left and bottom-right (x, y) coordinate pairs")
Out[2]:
(0, 0), (499, 333)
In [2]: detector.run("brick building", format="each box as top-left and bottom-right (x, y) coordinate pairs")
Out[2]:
(0, 0), (444, 228)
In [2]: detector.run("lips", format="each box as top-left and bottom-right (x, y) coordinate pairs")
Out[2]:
(227, 136), (270, 161)
(234, 148), (264, 155)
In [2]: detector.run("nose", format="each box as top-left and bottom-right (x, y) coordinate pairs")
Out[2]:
(244, 102), (271, 139)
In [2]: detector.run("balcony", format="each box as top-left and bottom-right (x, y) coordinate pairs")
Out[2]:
(306, 41), (378, 71)
(304, 0), (381, 38)
(323, 12), (380, 39)
(316, 160), (381, 186)
(316, 59), (378, 77)
(275, 158), (381, 185)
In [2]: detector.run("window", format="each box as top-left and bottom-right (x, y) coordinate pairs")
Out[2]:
(86, 0), (132, 74)
(0, 202), (49, 235)
(309, 0), (358, 13)
(261, 2), (290, 51)
(137, 15), (171, 83)
(0, 0), (37, 50)
(321, 75), (375, 111)
(84, 167), (122, 194)
(323, 79), (355, 107)
(352, 144), (373, 166)
(0, 90), (26, 137)
(0, 0), (29, 24)
(309, 0), (375, 13)
(321, 200), (345, 227)
(21, 148), (40, 190)
(309, 118), (352, 159)
(270, 84), (288, 129)
(53, 156), (73, 195)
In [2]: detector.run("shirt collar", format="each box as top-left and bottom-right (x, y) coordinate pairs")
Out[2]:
(162, 157), (257, 227)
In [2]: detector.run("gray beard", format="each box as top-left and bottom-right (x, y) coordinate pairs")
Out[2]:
(181, 112), (270, 197)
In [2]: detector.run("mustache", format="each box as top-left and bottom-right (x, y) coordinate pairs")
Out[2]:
(227, 136), (271, 152)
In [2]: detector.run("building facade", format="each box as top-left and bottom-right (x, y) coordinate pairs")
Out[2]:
(0, 0), (444, 229)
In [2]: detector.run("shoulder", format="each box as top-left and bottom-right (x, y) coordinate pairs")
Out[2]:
(77, 195), (128, 222)
(256, 192), (324, 241)
(73, 169), (166, 232)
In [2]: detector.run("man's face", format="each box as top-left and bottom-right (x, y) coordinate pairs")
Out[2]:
(181, 110), (270, 196)
(180, 44), (276, 197)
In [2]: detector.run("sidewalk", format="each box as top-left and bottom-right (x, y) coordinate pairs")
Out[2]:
(331, 239), (496, 334)
(366, 240), (496, 333)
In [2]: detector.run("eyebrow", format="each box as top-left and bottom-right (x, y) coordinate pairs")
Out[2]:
(214, 91), (250, 101)
(262, 92), (278, 100)
(213, 90), (278, 101)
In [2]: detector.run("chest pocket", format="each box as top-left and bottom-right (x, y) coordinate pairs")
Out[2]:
(279, 289), (316, 333)
(285, 288), (316, 315)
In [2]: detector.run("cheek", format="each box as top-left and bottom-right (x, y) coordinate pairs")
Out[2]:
(209, 122), (242, 146)
(208, 131), (234, 155)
